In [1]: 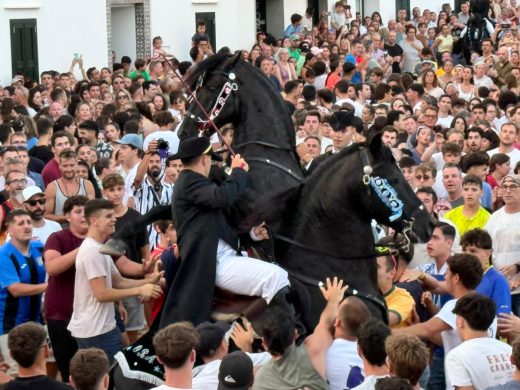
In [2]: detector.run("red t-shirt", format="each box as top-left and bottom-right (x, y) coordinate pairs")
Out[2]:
(43, 229), (83, 322)
(41, 159), (61, 188)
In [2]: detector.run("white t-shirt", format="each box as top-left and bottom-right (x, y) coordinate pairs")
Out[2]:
(326, 339), (364, 390)
(436, 115), (454, 129)
(352, 101), (364, 118)
(487, 148), (520, 175)
(143, 130), (180, 156)
(352, 375), (389, 390)
(68, 237), (119, 338)
(192, 353), (271, 390)
(445, 337), (514, 390)
(485, 207), (520, 293)
(435, 298), (497, 355)
(123, 162), (139, 205)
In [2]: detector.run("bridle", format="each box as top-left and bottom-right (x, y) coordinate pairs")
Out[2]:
(158, 54), (237, 157)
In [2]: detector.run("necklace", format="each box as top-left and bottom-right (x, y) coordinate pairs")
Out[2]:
(60, 178), (78, 197)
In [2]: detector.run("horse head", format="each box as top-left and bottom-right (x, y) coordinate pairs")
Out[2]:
(360, 131), (434, 248)
(178, 53), (242, 140)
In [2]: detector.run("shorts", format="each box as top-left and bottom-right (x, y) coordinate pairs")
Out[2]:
(122, 296), (146, 332)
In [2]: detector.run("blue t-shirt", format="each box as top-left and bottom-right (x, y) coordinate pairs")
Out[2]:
(344, 54), (362, 84)
(482, 181), (492, 210)
(0, 241), (46, 334)
(476, 266), (512, 315)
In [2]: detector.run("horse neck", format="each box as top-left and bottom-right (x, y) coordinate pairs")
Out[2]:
(233, 72), (295, 149)
(282, 153), (376, 256)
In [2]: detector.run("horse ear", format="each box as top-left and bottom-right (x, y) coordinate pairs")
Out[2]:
(232, 51), (242, 67)
(368, 129), (383, 156)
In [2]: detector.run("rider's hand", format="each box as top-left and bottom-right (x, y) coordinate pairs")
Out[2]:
(251, 222), (269, 241)
(231, 154), (249, 172)
(319, 277), (348, 305)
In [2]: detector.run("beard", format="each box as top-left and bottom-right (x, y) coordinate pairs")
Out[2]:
(29, 210), (44, 220)
(12, 190), (24, 203)
(148, 168), (161, 179)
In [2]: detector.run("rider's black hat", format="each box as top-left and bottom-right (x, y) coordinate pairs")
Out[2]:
(170, 136), (222, 162)
(330, 111), (355, 132)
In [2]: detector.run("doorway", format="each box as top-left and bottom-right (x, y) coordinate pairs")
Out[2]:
(195, 12), (216, 52)
(10, 19), (39, 81)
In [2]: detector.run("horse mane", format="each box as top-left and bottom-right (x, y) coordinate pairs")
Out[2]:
(185, 54), (231, 89)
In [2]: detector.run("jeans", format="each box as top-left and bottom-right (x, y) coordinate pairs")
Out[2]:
(76, 327), (122, 364)
(427, 349), (446, 390)
(47, 319), (78, 382)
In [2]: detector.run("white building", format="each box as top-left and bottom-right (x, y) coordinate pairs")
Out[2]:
(1, 0), (455, 86)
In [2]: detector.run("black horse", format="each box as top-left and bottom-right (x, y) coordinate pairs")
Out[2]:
(254, 135), (433, 325)
(178, 53), (434, 324)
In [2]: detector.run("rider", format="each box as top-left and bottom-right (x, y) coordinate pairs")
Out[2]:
(160, 136), (292, 327)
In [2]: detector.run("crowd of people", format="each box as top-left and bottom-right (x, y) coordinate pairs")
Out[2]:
(1, 0), (520, 389)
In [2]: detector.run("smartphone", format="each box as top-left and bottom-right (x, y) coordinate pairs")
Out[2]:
(502, 23), (511, 28)
(74, 53), (80, 60)
(384, 50), (389, 57)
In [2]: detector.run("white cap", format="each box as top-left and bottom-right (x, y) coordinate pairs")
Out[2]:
(22, 186), (44, 202)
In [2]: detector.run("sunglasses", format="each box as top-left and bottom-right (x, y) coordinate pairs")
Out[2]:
(26, 198), (45, 206)
(117, 95), (128, 100)
(415, 175), (432, 181)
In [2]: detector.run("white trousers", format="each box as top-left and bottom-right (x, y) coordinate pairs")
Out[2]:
(216, 240), (290, 304)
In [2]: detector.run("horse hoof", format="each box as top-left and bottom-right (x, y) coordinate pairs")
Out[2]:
(100, 239), (127, 256)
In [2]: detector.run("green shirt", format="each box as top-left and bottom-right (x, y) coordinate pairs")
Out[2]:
(128, 69), (151, 81)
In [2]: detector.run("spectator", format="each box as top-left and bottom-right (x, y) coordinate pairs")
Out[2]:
(488, 123), (520, 174)
(20, 186), (61, 244)
(385, 334), (429, 390)
(461, 228), (511, 315)
(253, 277), (348, 390)
(41, 131), (74, 188)
(485, 174), (520, 316)
(352, 319), (391, 390)
(4, 322), (70, 389)
(326, 296), (370, 389)
(217, 351), (254, 390)
(69, 348), (109, 390)
(0, 210), (47, 374)
(67, 199), (161, 362)
(152, 322), (199, 390)
(444, 175), (490, 235)
(446, 294), (514, 389)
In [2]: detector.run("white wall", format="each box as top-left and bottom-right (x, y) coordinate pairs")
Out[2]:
(111, 5), (136, 61)
(150, 0), (256, 62)
(0, 0), (108, 86)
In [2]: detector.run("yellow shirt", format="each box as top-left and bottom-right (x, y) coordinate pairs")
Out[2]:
(384, 286), (414, 329)
(444, 206), (491, 236)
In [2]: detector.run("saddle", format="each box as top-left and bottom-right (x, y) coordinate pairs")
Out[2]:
(211, 287), (266, 322)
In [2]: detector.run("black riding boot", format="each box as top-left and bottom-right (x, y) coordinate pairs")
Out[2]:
(268, 286), (307, 340)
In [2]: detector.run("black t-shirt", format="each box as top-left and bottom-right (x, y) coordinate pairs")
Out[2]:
(28, 156), (44, 174)
(1, 376), (72, 390)
(384, 43), (404, 73)
(116, 208), (148, 263)
(29, 145), (54, 165)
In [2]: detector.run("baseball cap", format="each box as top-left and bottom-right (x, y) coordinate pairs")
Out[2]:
(217, 351), (253, 390)
(195, 321), (230, 357)
(310, 47), (323, 56)
(22, 186), (44, 202)
(115, 133), (143, 150)
(289, 34), (300, 41)
(502, 174), (520, 186)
